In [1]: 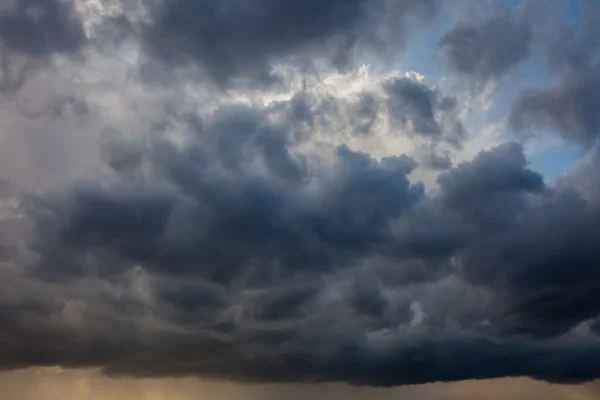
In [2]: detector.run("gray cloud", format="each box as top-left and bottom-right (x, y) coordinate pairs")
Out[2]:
(438, 4), (532, 81)
(510, 66), (600, 144)
(253, 285), (319, 322)
(384, 77), (464, 142)
(385, 77), (440, 135)
(437, 0), (600, 144)
(0, 0), (85, 56)
(349, 274), (388, 317)
(536, 0), (600, 74)
(1, 0), (600, 391)
(29, 103), (425, 285)
(437, 141), (545, 229)
(141, 0), (442, 86)
(1, 95), (599, 385)
(0, 0), (86, 102)
(507, 0), (600, 143)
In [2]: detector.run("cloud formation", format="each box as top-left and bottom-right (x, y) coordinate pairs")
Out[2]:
(511, 65), (600, 144)
(0, 0), (85, 56)
(5, 111), (600, 384)
(0, 0), (599, 390)
(142, 0), (442, 86)
(509, 0), (600, 143)
(438, 1), (536, 82)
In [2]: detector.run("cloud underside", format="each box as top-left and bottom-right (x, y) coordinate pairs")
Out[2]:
(6, 123), (600, 386)
(140, 0), (441, 85)
(0, 0), (599, 389)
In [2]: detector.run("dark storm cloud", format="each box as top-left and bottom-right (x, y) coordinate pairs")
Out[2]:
(4, 0), (600, 386)
(253, 285), (319, 322)
(591, 319), (600, 336)
(28, 103), (426, 286)
(156, 279), (226, 311)
(437, 141), (545, 228)
(424, 144), (600, 338)
(0, 0), (85, 56)
(6, 92), (600, 386)
(349, 275), (388, 316)
(141, 0), (442, 85)
(12, 329), (600, 386)
(441, 146), (600, 338)
(457, 185), (600, 337)
(28, 182), (176, 281)
(438, 5), (532, 81)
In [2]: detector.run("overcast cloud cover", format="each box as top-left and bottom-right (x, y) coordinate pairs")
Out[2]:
(0, 0), (600, 392)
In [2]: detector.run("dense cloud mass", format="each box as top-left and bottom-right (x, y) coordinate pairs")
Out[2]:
(142, 0), (442, 85)
(0, 0), (599, 390)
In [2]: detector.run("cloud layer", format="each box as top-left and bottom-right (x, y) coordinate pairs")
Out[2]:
(0, 0), (599, 389)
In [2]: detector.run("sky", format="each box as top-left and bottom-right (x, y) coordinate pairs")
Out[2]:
(0, 0), (600, 399)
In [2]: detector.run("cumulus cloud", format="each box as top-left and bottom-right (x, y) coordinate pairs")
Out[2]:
(0, 0), (599, 391)
(4, 110), (600, 384)
(140, 0), (443, 86)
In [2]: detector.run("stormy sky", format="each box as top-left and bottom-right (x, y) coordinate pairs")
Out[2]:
(0, 0), (599, 398)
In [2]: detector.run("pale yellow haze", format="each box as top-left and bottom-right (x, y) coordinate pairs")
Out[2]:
(1, 369), (599, 400)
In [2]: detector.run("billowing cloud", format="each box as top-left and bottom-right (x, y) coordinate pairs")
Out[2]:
(3, 110), (600, 384)
(0, 0), (599, 392)
(141, 0), (442, 86)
